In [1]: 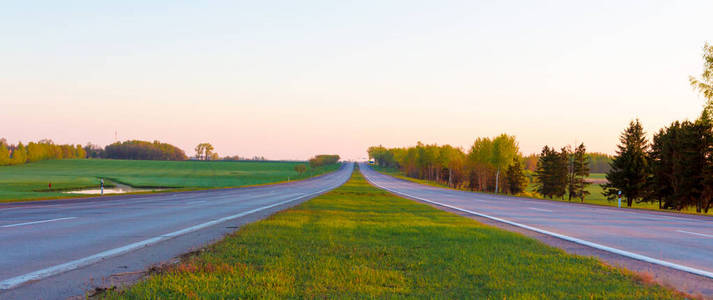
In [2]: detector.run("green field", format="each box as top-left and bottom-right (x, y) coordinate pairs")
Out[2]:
(0, 159), (340, 203)
(101, 168), (681, 299)
(373, 166), (712, 216)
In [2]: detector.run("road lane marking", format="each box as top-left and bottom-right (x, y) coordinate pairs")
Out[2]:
(0, 182), (343, 290)
(677, 230), (713, 238)
(360, 166), (713, 280)
(528, 207), (553, 212)
(0, 188), (300, 213)
(0, 217), (77, 228)
(186, 200), (207, 205)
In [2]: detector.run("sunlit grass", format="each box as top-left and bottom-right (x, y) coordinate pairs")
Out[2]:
(0, 159), (339, 202)
(102, 169), (682, 299)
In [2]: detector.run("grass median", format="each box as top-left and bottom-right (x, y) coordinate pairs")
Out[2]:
(102, 168), (683, 299)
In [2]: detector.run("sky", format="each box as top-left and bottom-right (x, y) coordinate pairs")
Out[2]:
(1, 1), (712, 160)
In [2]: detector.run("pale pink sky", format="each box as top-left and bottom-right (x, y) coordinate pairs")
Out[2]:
(1, 1), (712, 160)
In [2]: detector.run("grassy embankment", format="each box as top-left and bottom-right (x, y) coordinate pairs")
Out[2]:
(372, 165), (712, 216)
(102, 169), (682, 299)
(0, 159), (340, 203)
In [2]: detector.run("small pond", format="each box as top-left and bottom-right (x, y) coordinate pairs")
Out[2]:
(63, 181), (169, 195)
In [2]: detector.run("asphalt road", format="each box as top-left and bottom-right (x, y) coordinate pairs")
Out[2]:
(0, 162), (353, 299)
(359, 163), (713, 279)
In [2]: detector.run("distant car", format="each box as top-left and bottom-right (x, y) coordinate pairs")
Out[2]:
(368, 160), (375, 164)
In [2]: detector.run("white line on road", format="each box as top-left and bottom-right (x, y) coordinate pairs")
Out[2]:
(361, 168), (713, 280)
(0, 188), (295, 213)
(186, 200), (207, 205)
(677, 230), (713, 238)
(0, 185), (339, 290)
(528, 207), (553, 212)
(0, 180), (319, 213)
(0, 217), (77, 228)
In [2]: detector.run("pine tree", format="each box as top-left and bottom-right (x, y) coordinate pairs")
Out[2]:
(647, 120), (713, 212)
(683, 120), (709, 213)
(505, 157), (526, 195)
(535, 146), (559, 199)
(535, 146), (551, 198)
(567, 146), (575, 201)
(648, 126), (674, 209)
(603, 119), (649, 207)
(554, 147), (569, 200)
(571, 143), (590, 202)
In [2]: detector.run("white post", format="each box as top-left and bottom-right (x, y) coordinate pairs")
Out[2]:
(101, 178), (104, 196)
(495, 168), (500, 194)
(617, 191), (622, 208)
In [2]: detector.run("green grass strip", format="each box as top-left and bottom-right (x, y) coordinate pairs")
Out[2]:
(103, 169), (683, 299)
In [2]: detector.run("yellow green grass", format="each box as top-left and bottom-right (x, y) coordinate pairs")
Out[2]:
(373, 166), (713, 216)
(587, 173), (607, 179)
(0, 159), (339, 203)
(102, 169), (682, 299)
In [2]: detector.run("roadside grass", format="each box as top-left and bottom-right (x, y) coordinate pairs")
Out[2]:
(0, 159), (339, 203)
(101, 169), (683, 299)
(373, 165), (712, 216)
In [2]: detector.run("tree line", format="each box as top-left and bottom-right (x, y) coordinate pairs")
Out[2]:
(0, 139), (190, 165)
(104, 140), (187, 161)
(603, 118), (713, 213)
(289, 155), (340, 176)
(523, 152), (611, 173)
(368, 136), (594, 201)
(309, 155), (340, 168)
(367, 116), (713, 212)
(0, 138), (86, 166)
(1, 138), (286, 165)
(82, 140), (189, 161)
(220, 155), (267, 161)
(602, 42), (713, 213)
(368, 135), (529, 194)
